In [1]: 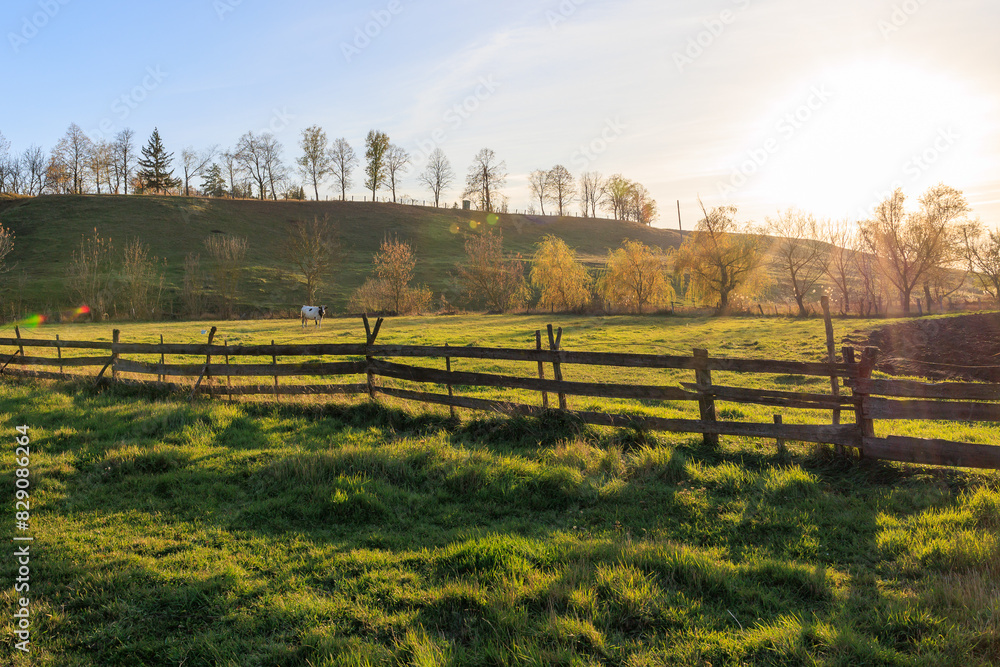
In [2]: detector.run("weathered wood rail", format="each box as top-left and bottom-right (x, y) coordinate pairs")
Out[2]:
(2, 318), (998, 470)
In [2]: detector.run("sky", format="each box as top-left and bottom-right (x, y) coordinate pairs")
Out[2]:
(2, 0), (998, 229)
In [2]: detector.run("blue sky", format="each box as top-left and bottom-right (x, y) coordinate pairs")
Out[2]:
(2, 0), (998, 228)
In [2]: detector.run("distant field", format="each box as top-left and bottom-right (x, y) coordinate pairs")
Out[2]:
(2, 312), (1000, 665)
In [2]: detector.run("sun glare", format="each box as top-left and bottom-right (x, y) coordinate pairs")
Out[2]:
(733, 59), (995, 221)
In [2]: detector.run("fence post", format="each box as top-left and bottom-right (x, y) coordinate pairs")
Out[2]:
(821, 296), (842, 455)
(844, 346), (878, 455)
(225, 338), (231, 402)
(774, 414), (786, 455)
(444, 342), (456, 419)
(111, 329), (120, 382)
(271, 339), (279, 401)
(56, 334), (64, 379)
(535, 330), (549, 409)
(362, 315), (384, 401)
(547, 324), (567, 410)
(158, 334), (165, 384)
(693, 348), (718, 447)
(205, 327), (217, 398)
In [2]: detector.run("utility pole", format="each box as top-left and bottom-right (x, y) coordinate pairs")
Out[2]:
(677, 200), (682, 231)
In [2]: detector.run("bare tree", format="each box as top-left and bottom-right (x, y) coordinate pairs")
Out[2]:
(261, 135), (286, 201)
(329, 138), (357, 201)
(528, 169), (550, 215)
(219, 150), (243, 198)
(385, 144), (409, 203)
(297, 125), (331, 201)
(456, 230), (529, 312)
(235, 131), (269, 200)
(463, 148), (506, 213)
(120, 238), (165, 319)
(547, 165), (576, 216)
(364, 130), (390, 201)
(579, 172), (605, 217)
(86, 140), (113, 194)
(180, 145), (218, 197)
(282, 215), (341, 305)
(962, 221), (1000, 307)
(820, 219), (858, 314)
(858, 185), (968, 315)
(52, 123), (93, 194)
(204, 234), (248, 318)
(22, 145), (46, 195)
(112, 128), (136, 195)
(417, 148), (453, 207)
(0, 223), (14, 275)
(767, 209), (829, 316)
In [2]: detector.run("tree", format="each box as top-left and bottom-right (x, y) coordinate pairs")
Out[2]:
(530, 235), (591, 311)
(234, 131), (283, 200)
(137, 128), (181, 194)
(21, 145), (46, 196)
(204, 234), (248, 318)
(579, 172), (605, 217)
(86, 140), (113, 194)
(201, 163), (226, 198)
(418, 148), (453, 207)
(52, 123), (93, 194)
(604, 174), (632, 220)
(120, 238), (165, 319)
(767, 208), (828, 316)
(67, 229), (117, 320)
(547, 165), (576, 216)
(820, 220), (857, 314)
(111, 128), (136, 194)
(220, 150), (243, 198)
(463, 148), (506, 213)
(626, 183), (657, 225)
(961, 221), (1000, 307)
(599, 240), (674, 313)
(329, 138), (357, 201)
(528, 169), (550, 215)
(283, 216), (340, 305)
(297, 125), (331, 201)
(180, 145), (218, 196)
(384, 144), (410, 203)
(858, 185), (968, 315)
(364, 130), (390, 200)
(675, 202), (769, 314)
(349, 236), (431, 315)
(456, 230), (530, 312)
(0, 223), (13, 276)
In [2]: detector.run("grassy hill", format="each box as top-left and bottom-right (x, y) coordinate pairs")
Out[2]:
(0, 195), (684, 317)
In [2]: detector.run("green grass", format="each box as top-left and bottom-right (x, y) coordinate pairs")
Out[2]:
(0, 195), (683, 315)
(2, 315), (999, 665)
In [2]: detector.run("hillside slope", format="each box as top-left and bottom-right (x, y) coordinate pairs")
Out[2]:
(1, 195), (684, 315)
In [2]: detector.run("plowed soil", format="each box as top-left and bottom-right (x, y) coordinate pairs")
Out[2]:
(859, 313), (1000, 381)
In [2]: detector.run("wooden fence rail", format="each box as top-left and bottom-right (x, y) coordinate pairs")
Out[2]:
(2, 319), (998, 470)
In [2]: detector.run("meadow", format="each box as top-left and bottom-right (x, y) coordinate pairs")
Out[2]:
(2, 313), (999, 666)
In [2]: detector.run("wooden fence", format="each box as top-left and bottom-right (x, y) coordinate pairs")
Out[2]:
(2, 317), (999, 470)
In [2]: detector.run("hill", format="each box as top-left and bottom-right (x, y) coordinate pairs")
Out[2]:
(0, 195), (684, 316)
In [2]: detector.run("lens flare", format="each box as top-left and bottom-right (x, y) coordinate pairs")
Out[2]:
(15, 314), (46, 329)
(487, 214), (499, 226)
(449, 222), (460, 234)
(75, 305), (91, 316)
(469, 220), (479, 229)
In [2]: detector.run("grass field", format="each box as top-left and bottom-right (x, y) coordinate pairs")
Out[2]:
(0, 195), (683, 316)
(2, 314), (999, 665)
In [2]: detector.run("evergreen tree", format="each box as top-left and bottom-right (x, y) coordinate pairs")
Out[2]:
(137, 128), (181, 194)
(201, 163), (227, 197)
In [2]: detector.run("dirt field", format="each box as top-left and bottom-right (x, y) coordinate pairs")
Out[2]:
(859, 312), (1000, 381)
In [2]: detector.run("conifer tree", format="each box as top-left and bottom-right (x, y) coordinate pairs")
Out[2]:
(201, 163), (226, 197)
(137, 128), (181, 194)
